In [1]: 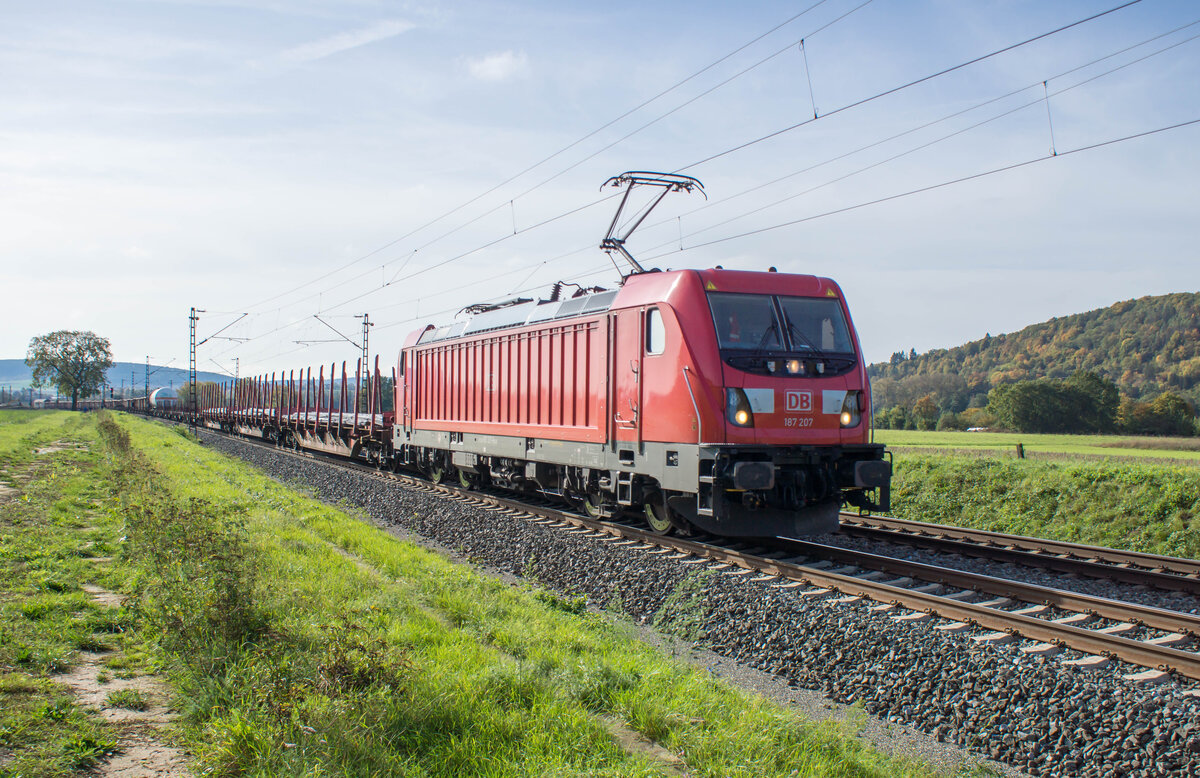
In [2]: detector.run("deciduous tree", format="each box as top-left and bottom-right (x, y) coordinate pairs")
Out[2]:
(25, 331), (113, 410)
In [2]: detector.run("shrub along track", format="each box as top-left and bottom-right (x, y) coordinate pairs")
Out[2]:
(189, 422), (1200, 778)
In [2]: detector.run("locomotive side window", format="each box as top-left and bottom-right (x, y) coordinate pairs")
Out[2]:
(777, 296), (854, 354)
(646, 308), (666, 355)
(707, 293), (783, 351)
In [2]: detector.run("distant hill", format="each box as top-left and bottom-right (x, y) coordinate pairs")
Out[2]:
(868, 292), (1200, 414)
(0, 359), (228, 394)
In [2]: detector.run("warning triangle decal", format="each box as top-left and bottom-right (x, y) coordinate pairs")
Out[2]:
(705, 281), (718, 291)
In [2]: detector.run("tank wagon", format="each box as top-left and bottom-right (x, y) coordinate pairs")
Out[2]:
(149, 387), (178, 409)
(394, 267), (890, 537)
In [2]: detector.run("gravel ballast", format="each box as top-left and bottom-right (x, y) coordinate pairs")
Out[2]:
(200, 431), (1200, 778)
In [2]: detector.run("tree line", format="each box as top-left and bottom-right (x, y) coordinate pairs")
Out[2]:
(874, 370), (1197, 436)
(869, 292), (1200, 436)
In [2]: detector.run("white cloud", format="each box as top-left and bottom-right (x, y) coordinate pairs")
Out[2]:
(279, 19), (414, 65)
(465, 50), (529, 82)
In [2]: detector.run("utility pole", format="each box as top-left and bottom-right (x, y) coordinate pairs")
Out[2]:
(145, 356), (150, 401)
(235, 357), (239, 382)
(189, 307), (202, 425)
(355, 313), (372, 412)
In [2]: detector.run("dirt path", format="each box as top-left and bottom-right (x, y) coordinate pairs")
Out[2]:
(61, 585), (190, 776)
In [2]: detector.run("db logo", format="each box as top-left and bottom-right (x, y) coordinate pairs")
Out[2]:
(786, 391), (812, 413)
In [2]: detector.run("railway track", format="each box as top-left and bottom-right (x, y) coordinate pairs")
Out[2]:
(838, 512), (1200, 595)
(194, 427), (1200, 685)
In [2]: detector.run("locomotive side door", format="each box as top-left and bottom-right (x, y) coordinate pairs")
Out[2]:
(609, 308), (643, 445)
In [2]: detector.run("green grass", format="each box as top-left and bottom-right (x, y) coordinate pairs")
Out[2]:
(870, 429), (1200, 559)
(0, 411), (123, 776)
(95, 411), (967, 777)
(876, 429), (1200, 463)
(888, 455), (1200, 559)
(104, 688), (150, 710)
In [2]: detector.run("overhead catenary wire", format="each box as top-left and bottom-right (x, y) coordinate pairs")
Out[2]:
(673, 0), (1143, 173)
(651, 118), (1200, 255)
(235, 0), (840, 315)
(637, 26), (1200, 255)
(648, 16), (1200, 232)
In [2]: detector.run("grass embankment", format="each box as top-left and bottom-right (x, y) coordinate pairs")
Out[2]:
(876, 429), (1200, 463)
(889, 455), (1200, 559)
(3, 409), (958, 776)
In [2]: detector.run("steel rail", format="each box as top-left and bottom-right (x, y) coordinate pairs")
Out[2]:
(179, 422), (1200, 681)
(836, 523), (1200, 595)
(840, 513), (1200, 577)
(771, 537), (1200, 638)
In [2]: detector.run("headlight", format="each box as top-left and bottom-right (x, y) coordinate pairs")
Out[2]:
(840, 391), (863, 428)
(726, 388), (754, 427)
(786, 359), (803, 375)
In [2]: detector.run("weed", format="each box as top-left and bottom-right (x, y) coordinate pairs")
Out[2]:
(64, 732), (119, 769)
(124, 496), (268, 668)
(96, 412), (130, 456)
(171, 425), (199, 444)
(315, 617), (410, 697)
(533, 588), (588, 615)
(652, 571), (710, 643)
(105, 688), (150, 710)
(40, 699), (74, 722)
(566, 662), (641, 713)
(77, 635), (113, 652)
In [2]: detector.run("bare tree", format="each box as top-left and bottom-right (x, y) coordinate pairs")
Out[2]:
(25, 331), (114, 410)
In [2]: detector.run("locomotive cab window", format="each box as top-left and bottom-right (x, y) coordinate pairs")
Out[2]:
(707, 293), (783, 351)
(646, 308), (666, 355)
(777, 296), (854, 354)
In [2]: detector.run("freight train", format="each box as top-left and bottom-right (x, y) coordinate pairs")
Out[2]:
(142, 264), (890, 538)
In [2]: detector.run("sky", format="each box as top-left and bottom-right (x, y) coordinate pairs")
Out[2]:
(3, 0), (1198, 379)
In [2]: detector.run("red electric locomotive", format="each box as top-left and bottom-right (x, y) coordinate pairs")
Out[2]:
(395, 266), (890, 537)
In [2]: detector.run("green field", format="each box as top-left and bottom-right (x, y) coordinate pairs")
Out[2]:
(0, 410), (971, 777)
(875, 429), (1200, 463)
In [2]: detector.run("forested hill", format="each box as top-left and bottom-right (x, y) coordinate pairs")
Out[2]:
(867, 292), (1200, 425)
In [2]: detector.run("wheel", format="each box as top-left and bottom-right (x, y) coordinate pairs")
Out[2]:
(583, 490), (605, 518)
(429, 465), (445, 484)
(458, 469), (478, 490)
(644, 494), (675, 535)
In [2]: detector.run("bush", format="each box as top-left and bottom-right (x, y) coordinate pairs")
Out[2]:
(935, 411), (966, 431)
(125, 497), (267, 667)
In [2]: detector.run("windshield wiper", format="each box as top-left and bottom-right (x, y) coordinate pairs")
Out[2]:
(751, 320), (782, 354)
(783, 318), (828, 359)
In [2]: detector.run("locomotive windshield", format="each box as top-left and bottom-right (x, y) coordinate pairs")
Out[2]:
(778, 295), (854, 354)
(707, 293), (854, 355)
